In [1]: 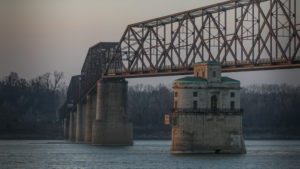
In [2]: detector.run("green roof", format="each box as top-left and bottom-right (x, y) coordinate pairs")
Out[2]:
(174, 76), (207, 83)
(174, 76), (240, 84)
(194, 62), (221, 65)
(222, 77), (240, 84)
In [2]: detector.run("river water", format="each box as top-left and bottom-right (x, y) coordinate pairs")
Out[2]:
(0, 140), (299, 169)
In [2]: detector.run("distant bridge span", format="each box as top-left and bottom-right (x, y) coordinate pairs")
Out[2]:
(104, 0), (300, 78)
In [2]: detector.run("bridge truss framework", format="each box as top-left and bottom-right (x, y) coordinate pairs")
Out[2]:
(104, 0), (300, 78)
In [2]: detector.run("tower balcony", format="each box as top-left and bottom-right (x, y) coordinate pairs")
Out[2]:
(171, 108), (243, 115)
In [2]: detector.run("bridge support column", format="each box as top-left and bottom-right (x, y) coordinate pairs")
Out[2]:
(68, 111), (73, 140)
(76, 104), (85, 142)
(72, 111), (77, 140)
(95, 80), (101, 120)
(92, 78), (133, 145)
(85, 94), (96, 142)
(63, 117), (69, 139)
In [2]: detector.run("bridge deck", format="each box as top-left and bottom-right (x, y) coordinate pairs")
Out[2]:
(103, 61), (300, 79)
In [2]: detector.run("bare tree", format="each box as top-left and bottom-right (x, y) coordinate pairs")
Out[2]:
(52, 71), (64, 92)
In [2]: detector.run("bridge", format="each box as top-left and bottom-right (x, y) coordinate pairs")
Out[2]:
(61, 0), (299, 149)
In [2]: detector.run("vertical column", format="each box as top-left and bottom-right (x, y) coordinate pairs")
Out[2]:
(75, 104), (80, 141)
(92, 78), (133, 145)
(84, 95), (91, 142)
(95, 80), (101, 120)
(84, 95), (90, 142)
(63, 118), (68, 139)
(86, 94), (97, 143)
(72, 111), (76, 140)
(68, 111), (73, 140)
(76, 104), (84, 142)
(93, 80), (102, 144)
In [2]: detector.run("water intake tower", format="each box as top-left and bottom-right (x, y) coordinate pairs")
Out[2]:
(170, 62), (246, 154)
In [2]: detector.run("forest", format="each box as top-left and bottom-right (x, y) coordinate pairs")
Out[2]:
(0, 72), (66, 139)
(0, 72), (299, 139)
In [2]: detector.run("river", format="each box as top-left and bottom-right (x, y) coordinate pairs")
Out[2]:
(0, 140), (299, 169)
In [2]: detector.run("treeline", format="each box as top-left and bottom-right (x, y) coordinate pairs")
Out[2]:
(128, 84), (173, 139)
(0, 72), (66, 139)
(128, 84), (300, 139)
(241, 84), (300, 138)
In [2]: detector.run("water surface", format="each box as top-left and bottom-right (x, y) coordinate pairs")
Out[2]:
(0, 140), (299, 169)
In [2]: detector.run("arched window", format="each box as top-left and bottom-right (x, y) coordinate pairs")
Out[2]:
(211, 95), (217, 110)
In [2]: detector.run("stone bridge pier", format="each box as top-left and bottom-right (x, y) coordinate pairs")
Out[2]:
(92, 78), (133, 145)
(65, 78), (133, 146)
(67, 111), (76, 141)
(76, 104), (85, 142)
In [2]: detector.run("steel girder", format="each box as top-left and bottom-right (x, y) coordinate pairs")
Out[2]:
(104, 0), (300, 78)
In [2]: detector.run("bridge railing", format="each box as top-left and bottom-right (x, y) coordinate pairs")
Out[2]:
(171, 108), (243, 115)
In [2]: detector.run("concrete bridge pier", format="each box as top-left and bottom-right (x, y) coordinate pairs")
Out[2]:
(84, 94), (96, 143)
(68, 111), (73, 140)
(76, 104), (85, 143)
(68, 111), (76, 140)
(63, 117), (69, 139)
(92, 78), (133, 145)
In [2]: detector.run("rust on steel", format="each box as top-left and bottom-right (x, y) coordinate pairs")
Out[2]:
(104, 0), (299, 78)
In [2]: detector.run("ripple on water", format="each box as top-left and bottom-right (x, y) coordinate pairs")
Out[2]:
(0, 140), (299, 169)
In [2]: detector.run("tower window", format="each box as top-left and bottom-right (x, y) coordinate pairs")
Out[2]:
(174, 92), (178, 97)
(230, 92), (235, 98)
(193, 92), (198, 97)
(230, 101), (235, 110)
(174, 101), (178, 108)
(193, 101), (198, 109)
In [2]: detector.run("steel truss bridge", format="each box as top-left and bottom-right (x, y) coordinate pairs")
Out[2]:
(60, 0), (300, 147)
(61, 0), (300, 107)
(104, 0), (300, 78)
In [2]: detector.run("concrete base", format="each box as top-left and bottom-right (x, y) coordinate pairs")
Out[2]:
(92, 120), (133, 146)
(171, 113), (246, 154)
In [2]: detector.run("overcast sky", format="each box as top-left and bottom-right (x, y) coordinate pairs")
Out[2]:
(1, 0), (300, 87)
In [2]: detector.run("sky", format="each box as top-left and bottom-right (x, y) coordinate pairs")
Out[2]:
(1, 0), (300, 87)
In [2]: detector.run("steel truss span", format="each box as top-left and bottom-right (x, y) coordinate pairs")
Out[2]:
(104, 0), (300, 78)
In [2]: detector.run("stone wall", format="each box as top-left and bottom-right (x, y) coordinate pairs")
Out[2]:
(171, 112), (246, 154)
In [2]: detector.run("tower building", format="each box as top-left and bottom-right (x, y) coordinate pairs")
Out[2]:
(170, 62), (246, 154)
